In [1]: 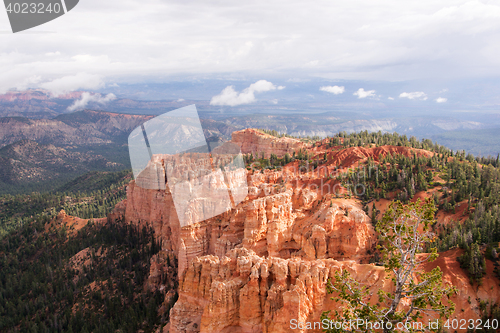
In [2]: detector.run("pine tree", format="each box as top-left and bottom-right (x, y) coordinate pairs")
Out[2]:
(371, 204), (377, 225)
(322, 199), (457, 332)
(458, 242), (486, 284)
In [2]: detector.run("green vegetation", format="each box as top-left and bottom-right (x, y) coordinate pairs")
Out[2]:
(322, 200), (457, 333)
(339, 153), (435, 202)
(314, 132), (499, 278)
(325, 130), (498, 167)
(0, 170), (131, 239)
(0, 164), (174, 332)
(57, 170), (131, 194)
(329, 133), (500, 284)
(0, 142), (130, 196)
(0, 216), (174, 332)
(329, 130), (448, 152)
(457, 242), (486, 284)
(243, 149), (313, 170)
(476, 300), (500, 333)
(257, 128), (296, 138)
(66, 144), (131, 170)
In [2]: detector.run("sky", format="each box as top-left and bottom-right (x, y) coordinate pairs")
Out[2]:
(1, 0), (500, 100)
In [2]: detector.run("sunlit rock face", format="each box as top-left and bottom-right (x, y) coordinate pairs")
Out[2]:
(113, 128), (492, 333)
(231, 129), (310, 159)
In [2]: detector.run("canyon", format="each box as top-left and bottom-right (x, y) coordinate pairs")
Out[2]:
(110, 129), (500, 333)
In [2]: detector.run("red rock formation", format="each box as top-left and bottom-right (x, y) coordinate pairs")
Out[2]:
(231, 129), (310, 158)
(118, 180), (376, 332)
(110, 129), (494, 333)
(171, 248), (369, 333)
(171, 248), (500, 333)
(49, 209), (106, 234)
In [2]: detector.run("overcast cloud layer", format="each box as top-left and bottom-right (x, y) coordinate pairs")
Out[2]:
(2, 0), (500, 94)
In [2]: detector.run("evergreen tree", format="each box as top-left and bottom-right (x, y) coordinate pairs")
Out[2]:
(322, 200), (456, 332)
(458, 243), (486, 284)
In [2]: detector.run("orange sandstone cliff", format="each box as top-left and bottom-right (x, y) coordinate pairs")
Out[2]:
(109, 129), (498, 333)
(231, 129), (310, 158)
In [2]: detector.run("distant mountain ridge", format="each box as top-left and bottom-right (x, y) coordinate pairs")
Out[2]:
(0, 110), (153, 148)
(0, 140), (122, 194)
(0, 110), (239, 149)
(0, 90), (201, 119)
(0, 90), (86, 119)
(0, 89), (83, 101)
(0, 110), (151, 193)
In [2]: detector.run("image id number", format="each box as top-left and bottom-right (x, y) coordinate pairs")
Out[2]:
(6, 2), (62, 14)
(444, 318), (499, 330)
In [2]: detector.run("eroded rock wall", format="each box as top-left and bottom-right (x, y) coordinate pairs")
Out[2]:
(170, 248), (387, 333)
(231, 129), (310, 159)
(170, 247), (500, 333)
(114, 129), (487, 333)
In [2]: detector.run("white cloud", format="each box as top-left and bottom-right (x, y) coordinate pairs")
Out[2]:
(45, 52), (61, 57)
(388, 97), (394, 100)
(399, 91), (428, 100)
(177, 98), (185, 102)
(320, 85), (345, 95)
(67, 92), (117, 111)
(439, 88), (449, 93)
(210, 80), (283, 106)
(436, 97), (448, 103)
(40, 73), (105, 97)
(287, 78), (311, 83)
(353, 88), (376, 99)
(270, 99), (278, 104)
(14, 75), (42, 91)
(2, 1), (500, 86)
